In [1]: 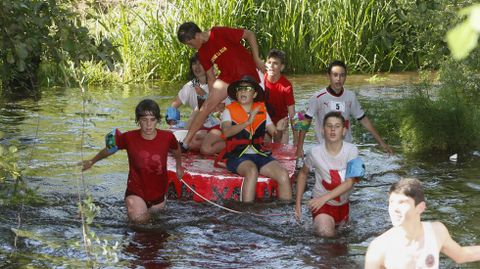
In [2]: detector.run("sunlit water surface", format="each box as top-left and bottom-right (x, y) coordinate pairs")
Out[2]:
(0, 73), (479, 268)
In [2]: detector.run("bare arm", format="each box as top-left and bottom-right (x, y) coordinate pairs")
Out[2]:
(287, 105), (298, 145)
(359, 116), (393, 155)
(221, 106), (259, 137)
(81, 148), (115, 171)
(294, 164), (309, 221)
(242, 29), (266, 73)
(308, 178), (355, 211)
(221, 120), (248, 138)
(171, 96), (183, 109)
(437, 222), (480, 264)
(171, 144), (184, 179)
(266, 116), (287, 137)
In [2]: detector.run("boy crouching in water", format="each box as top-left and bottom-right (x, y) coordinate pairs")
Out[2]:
(295, 112), (365, 237)
(220, 76), (292, 202)
(82, 99), (184, 224)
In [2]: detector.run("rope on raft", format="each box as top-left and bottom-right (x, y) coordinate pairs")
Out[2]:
(179, 177), (291, 217)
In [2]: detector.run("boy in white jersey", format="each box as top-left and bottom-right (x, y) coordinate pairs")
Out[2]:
(295, 60), (393, 165)
(295, 112), (364, 237)
(365, 178), (480, 269)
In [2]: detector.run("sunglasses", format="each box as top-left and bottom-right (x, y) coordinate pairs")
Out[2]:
(235, 86), (255, 92)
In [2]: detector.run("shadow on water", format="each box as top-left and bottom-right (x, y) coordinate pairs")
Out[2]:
(1, 73), (480, 268)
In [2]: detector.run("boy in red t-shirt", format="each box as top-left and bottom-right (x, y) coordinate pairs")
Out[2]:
(81, 99), (184, 224)
(264, 49), (297, 144)
(177, 22), (266, 152)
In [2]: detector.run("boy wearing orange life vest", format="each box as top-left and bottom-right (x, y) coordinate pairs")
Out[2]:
(220, 76), (292, 202)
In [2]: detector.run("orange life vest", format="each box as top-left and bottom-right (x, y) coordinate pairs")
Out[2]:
(214, 102), (269, 168)
(226, 101), (268, 157)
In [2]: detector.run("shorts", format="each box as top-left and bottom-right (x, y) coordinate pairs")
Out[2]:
(311, 202), (349, 225)
(226, 154), (275, 174)
(125, 189), (165, 208)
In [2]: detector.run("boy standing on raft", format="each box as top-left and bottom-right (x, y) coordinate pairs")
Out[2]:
(177, 22), (266, 152)
(365, 177), (480, 268)
(295, 60), (393, 166)
(220, 76), (292, 202)
(263, 49), (297, 144)
(81, 99), (184, 224)
(295, 112), (365, 237)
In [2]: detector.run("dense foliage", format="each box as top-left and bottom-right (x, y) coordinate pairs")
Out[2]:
(399, 51), (480, 155)
(0, 0), (477, 90)
(0, 0), (118, 94)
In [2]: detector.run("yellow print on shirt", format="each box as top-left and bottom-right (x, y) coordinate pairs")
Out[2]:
(210, 47), (227, 63)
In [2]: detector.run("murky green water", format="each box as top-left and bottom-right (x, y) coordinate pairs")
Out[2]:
(1, 73), (479, 268)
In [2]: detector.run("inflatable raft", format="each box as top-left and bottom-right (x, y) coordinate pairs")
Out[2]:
(166, 142), (297, 202)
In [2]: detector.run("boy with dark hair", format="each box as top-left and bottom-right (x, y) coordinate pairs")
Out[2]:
(295, 111), (365, 237)
(220, 76), (292, 202)
(264, 49), (297, 144)
(82, 99), (184, 224)
(177, 22), (266, 152)
(365, 178), (480, 268)
(295, 60), (393, 167)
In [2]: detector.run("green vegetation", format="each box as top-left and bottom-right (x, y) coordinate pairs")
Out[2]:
(78, 195), (121, 267)
(0, 0), (119, 94)
(399, 54), (480, 155)
(1, 0), (477, 92)
(398, 4), (480, 155)
(0, 133), (43, 205)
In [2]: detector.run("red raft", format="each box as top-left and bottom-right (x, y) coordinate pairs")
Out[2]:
(166, 143), (297, 202)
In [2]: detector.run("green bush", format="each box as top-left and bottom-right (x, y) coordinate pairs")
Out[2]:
(0, 0), (119, 93)
(0, 137), (42, 205)
(399, 55), (480, 154)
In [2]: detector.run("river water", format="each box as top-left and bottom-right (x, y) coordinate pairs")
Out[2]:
(0, 73), (479, 268)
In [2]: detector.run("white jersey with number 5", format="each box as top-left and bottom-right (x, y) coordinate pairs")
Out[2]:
(305, 87), (365, 143)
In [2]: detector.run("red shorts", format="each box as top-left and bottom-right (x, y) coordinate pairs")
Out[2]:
(125, 189), (165, 208)
(311, 202), (349, 225)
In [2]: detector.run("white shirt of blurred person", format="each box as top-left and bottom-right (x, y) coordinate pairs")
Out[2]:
(171, 53), (209, 111)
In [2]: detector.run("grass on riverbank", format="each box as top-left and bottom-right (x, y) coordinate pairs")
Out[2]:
(399, 55), (480, 155)
(76, 0), (471, 84)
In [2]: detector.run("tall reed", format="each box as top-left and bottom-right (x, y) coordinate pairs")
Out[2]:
(77, 0), (454, 83)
